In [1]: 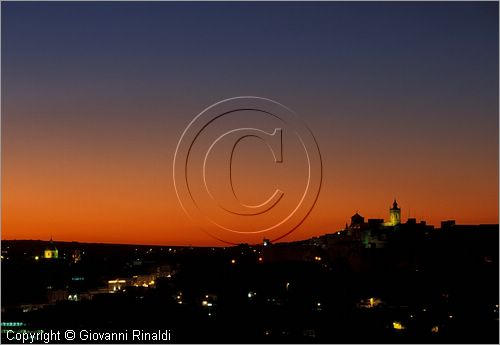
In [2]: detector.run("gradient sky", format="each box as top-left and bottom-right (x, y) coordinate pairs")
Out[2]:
(2, 2), (498, 246)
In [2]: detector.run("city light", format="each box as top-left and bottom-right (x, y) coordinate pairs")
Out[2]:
(392, 321), (405, 330)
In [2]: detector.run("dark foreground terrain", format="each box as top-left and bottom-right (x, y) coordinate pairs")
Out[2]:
(2, 225), (498, 343)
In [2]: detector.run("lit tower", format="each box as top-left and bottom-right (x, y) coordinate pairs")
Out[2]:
(389, 199), (401, 226)
(44, 238), (59, 259)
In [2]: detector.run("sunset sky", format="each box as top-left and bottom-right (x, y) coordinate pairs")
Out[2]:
(2, 2), (498, 246)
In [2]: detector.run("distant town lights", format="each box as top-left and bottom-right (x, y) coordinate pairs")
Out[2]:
(108, 279), (126, 284)
(392, 321), (405, 330)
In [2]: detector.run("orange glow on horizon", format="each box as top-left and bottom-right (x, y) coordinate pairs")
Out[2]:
(2, 138), (498, 246)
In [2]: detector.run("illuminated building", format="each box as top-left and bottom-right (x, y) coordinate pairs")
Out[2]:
(43, 238), (59, 259)
(131, 274), (156, 288)
(356, 297), (383, 309)
(319, 199), (430, 249)
(71, 249), (81, 263)
(392, 321), (406, 330)
(108, 279), (127, 292)
(389, 199), (401, 226)
(1, 245), (9, 261)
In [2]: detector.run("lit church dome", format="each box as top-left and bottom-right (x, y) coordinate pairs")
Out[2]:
(44, 238), (59, 259)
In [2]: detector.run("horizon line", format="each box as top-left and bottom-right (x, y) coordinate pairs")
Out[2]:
(2, 221), (498, 248)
